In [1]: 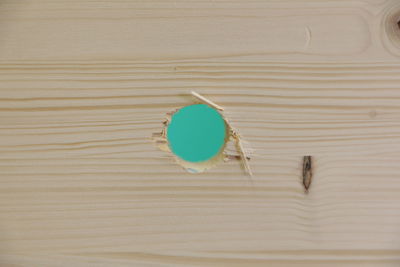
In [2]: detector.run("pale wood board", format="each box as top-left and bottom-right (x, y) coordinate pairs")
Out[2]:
(1, 0), (400, 266)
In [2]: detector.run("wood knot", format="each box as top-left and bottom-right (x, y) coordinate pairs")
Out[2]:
(302, 156), (313, 193)
(381, 2), (400, 56)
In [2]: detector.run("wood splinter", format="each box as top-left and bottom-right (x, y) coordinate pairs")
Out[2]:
(232, 130), (252, 177)
(191, 91), (224, 111)
(302, 156), (313, 193)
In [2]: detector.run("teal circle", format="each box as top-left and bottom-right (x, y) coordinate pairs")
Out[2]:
(167, 104), (227, 162)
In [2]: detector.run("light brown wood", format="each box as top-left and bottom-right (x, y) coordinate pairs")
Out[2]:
(1, 0), (400, 266)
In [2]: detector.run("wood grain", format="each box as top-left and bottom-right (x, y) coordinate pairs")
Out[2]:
(1, 0), (400, 266)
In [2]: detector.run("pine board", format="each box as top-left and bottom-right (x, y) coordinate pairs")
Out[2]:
(1, 0), (400, 266)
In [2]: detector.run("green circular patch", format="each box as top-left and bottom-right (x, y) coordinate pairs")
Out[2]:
(167, 104), (227, 162)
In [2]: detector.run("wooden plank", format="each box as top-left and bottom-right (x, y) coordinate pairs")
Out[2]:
(1, 0), (400, 266)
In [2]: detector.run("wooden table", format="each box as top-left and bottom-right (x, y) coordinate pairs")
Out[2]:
(1, 0), (400, 266)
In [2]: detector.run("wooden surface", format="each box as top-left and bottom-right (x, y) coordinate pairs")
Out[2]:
(1, 0), (400, 266)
